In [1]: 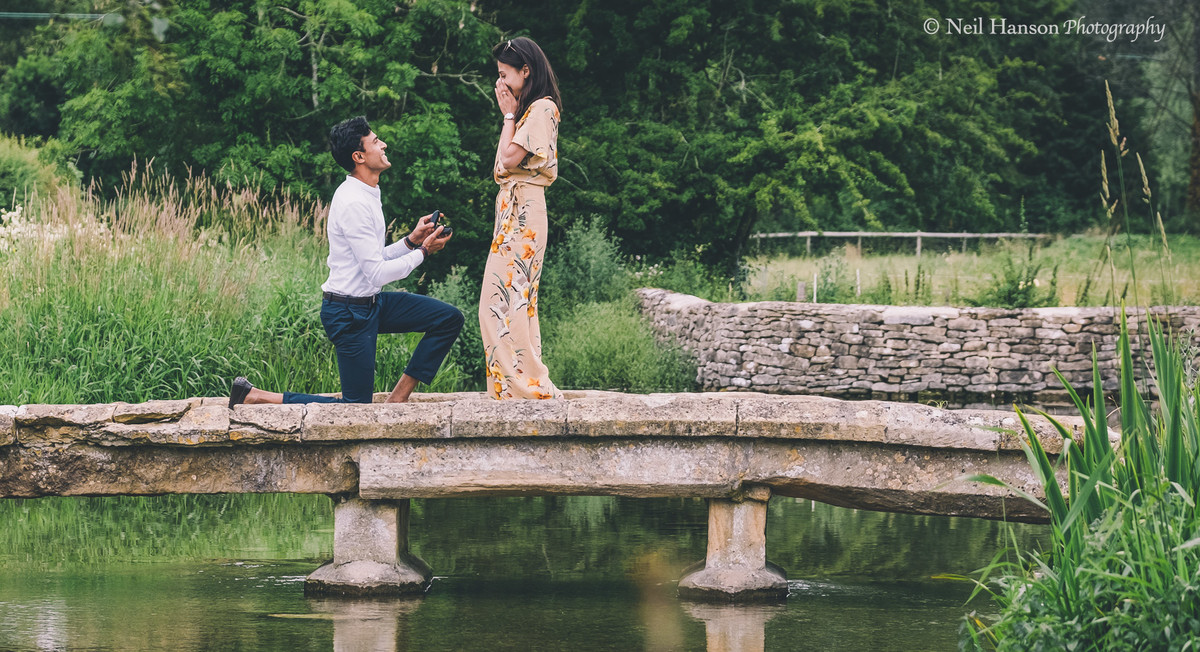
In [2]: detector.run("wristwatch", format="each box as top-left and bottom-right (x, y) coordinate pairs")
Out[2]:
(503, 112), (515, 121)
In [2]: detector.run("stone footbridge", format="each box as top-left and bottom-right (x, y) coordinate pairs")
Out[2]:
(0, 391), (1077, 601)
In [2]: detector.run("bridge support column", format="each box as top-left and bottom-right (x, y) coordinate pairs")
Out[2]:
(305, 497), (432, 596)
(679, 488), (788, 602)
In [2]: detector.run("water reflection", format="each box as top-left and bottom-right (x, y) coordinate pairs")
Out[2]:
(303, 597), (422, 652)
(0, 494), (1047, 650)
(684, 603), (784, 652)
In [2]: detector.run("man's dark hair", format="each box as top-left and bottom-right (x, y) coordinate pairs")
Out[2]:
(492, 37), (561, 122)
(330, 116), (372, 173)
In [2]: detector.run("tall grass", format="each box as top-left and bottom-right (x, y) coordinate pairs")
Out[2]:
(962, 313), (1200, 650)
(958, 84), (1199, 650)
(0, 170), (461, 405)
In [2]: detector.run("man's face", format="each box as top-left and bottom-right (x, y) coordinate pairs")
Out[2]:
(355, 131), (391, 172)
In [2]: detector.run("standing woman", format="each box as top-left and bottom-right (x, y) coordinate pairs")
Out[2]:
(481, 37), (563, 400)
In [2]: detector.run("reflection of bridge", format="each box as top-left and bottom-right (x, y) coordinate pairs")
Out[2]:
(0, 392), (1073, 601)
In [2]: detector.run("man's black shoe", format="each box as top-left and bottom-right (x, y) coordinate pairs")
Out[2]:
(229, 376), (253, 409)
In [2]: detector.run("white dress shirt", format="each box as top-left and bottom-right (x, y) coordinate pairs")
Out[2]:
(321, 175), (424, 297)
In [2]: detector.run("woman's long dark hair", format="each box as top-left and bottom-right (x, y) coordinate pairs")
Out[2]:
(493, 37), (562, 120)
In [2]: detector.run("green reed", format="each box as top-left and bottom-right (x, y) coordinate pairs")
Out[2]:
(961, 311), (1200, 650)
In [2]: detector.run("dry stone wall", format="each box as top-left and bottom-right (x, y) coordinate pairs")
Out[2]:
(638, 289), (1200, 408)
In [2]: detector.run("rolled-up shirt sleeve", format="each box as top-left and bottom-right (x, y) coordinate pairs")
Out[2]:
(342, 203), (424, 287)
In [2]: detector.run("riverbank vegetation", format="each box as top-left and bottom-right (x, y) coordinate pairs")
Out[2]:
(962, 314), (1200, 649)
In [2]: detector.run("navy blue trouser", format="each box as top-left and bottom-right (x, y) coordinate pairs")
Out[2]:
(282, 292), (464, 404)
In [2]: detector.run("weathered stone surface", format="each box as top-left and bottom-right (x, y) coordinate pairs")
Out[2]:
(0, 444), (358, 497)
(230, 404), (304, 443)
(100, 405), (231, 446)
(303, 403), (451, 441)
(1, 391), (1083, 522)
(567, 393), (737, 438)
(732, 395), (1073, 452)
(358, 439), (746, 499)
(451, 399), (569, 438)
(0, 406), (15, 446)
(306, 498), (431, 596)
(736, 396), (888, 444)
(746, 440), (1049, 521)
(16, 403), (116, 446)
(112, 399), (196, 424)
(679, 497), (788, 602)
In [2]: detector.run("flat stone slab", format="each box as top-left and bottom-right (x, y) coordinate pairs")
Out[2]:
(567, 393), (738, 438)
(0, 444), (358, 497)
(230, 405), (304, 443)
(358, 439), (745, 499)
(112, 399), (197, 424)
(736, 395), (1077, 453)
(302, 403), (451, 441)
(2, 391), (1086, 520)
(100, 405), (231, 446)
(451, 398), (568, 437)
(16, 403), (117, 447)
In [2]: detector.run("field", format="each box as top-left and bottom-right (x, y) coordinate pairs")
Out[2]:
(742, 233), (1199, 307)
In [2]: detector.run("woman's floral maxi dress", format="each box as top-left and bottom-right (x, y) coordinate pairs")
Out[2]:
(480, 97), (562, 400)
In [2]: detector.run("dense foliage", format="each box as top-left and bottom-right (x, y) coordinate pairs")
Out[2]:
(1, 0), (1191, 274)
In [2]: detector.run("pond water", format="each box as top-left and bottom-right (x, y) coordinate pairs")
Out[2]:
(0, 494), (1045, 651)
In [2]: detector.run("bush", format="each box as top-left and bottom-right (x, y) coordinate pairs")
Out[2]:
(633, 244), (745, 303)
(427, 264), (485, 390)
(543, 299), (696, 393)
(966, 243), (1058, 309)
(540, 215), (630, 307)
(813, 254), (856, 303)
(0, 134), (69, 207)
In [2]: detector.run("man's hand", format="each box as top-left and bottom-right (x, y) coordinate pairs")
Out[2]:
(421, 226), (452, 254)
(408, 212), (439, 245)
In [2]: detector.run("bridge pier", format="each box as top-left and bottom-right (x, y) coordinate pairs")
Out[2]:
(305, 497), (432, 596)
(679, 488), (788, 602)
